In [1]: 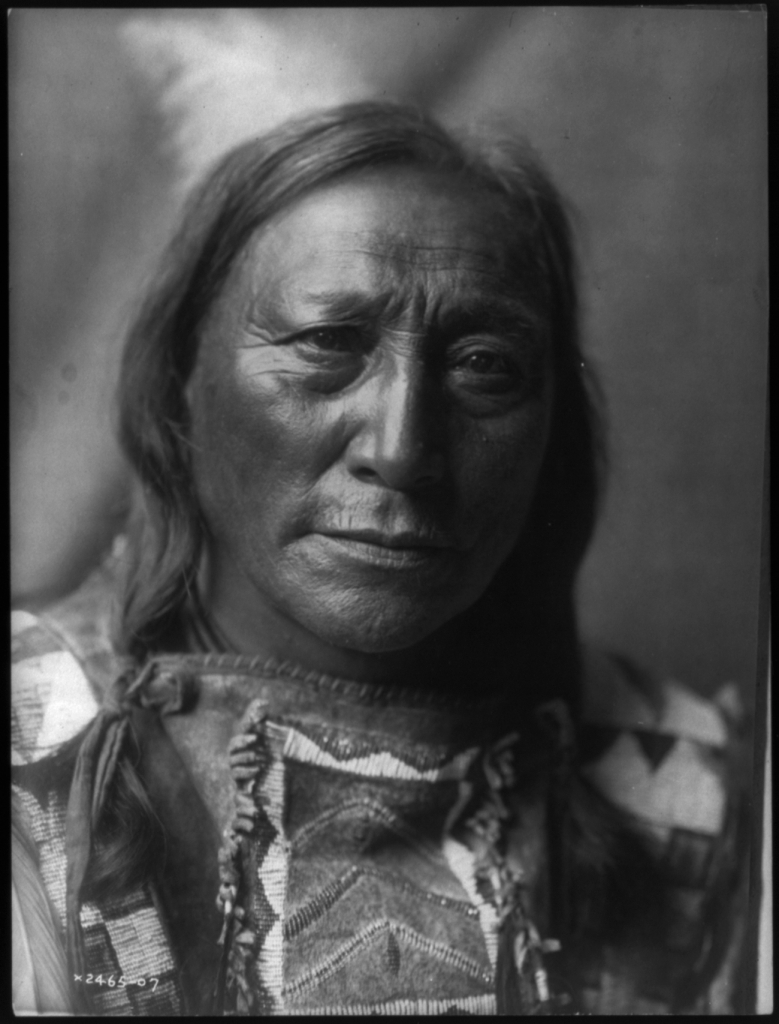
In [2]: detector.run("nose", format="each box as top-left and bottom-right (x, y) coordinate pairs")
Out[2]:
(344, 358), (446, 492)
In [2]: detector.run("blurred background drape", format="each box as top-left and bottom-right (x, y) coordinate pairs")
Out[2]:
(9, 7), (767, 704)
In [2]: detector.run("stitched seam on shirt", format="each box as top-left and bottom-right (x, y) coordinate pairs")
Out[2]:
(282, 919), (493, 997)
(284, 865), (477, 940)
(292, 798), (444, 866)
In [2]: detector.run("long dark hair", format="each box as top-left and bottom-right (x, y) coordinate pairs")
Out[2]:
(116, 101), (604, 700)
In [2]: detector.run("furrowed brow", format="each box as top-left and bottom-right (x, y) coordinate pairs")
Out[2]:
(298, 289), (398, 323)
(245, 289), (395, 336)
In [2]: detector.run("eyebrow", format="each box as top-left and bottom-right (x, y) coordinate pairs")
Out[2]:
(435, 295), (541, 337)
(296, 289), (400, 324)
(297, 289), (541, 336)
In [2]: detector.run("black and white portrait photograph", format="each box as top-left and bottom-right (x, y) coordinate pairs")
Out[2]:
(10, 8), (769, 1016)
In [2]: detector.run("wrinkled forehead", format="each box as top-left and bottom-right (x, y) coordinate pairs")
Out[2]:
(240, 169), (542, 310)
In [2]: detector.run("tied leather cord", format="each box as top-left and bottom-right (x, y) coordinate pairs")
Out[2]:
(64, 660), (196, 1013)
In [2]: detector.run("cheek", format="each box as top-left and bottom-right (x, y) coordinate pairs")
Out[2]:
(191, 358), (339, 507)
(455, 403), (551, 537)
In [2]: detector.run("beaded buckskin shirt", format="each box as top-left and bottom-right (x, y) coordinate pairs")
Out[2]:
(12, 559), (749, 1015)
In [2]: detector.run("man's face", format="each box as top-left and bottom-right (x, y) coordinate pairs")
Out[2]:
(187, 167), (554, 654)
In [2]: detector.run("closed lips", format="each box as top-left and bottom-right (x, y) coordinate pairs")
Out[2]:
(316, 529), (451, 549)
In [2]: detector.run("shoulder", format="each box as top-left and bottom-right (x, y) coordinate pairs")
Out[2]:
(12, 556), (126, 766)
(577, 646), (748, 845)
(572, 647), (751, 1013)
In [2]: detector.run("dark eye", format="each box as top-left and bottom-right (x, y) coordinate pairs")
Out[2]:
(456, 351), (513, 375)
(448, 340), (527, 397)
(295, 326), (364, 354)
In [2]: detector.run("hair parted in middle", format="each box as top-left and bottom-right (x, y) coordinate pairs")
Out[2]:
(116, 99), (605, 708)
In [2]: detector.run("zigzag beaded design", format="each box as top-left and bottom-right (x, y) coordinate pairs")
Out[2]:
(283, 727), (479, 781)
(251, 722), (287, 1013)
(283, 720), (470, 771)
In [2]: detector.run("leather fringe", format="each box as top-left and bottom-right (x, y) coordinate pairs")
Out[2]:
(212, 698), (269, 1015)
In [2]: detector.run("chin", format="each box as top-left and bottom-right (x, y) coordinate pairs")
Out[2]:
(295, 589), (465, 655)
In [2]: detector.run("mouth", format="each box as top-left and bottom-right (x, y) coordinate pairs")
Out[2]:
(320, 528), (451, 550)
(310, 529), (453, 568)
